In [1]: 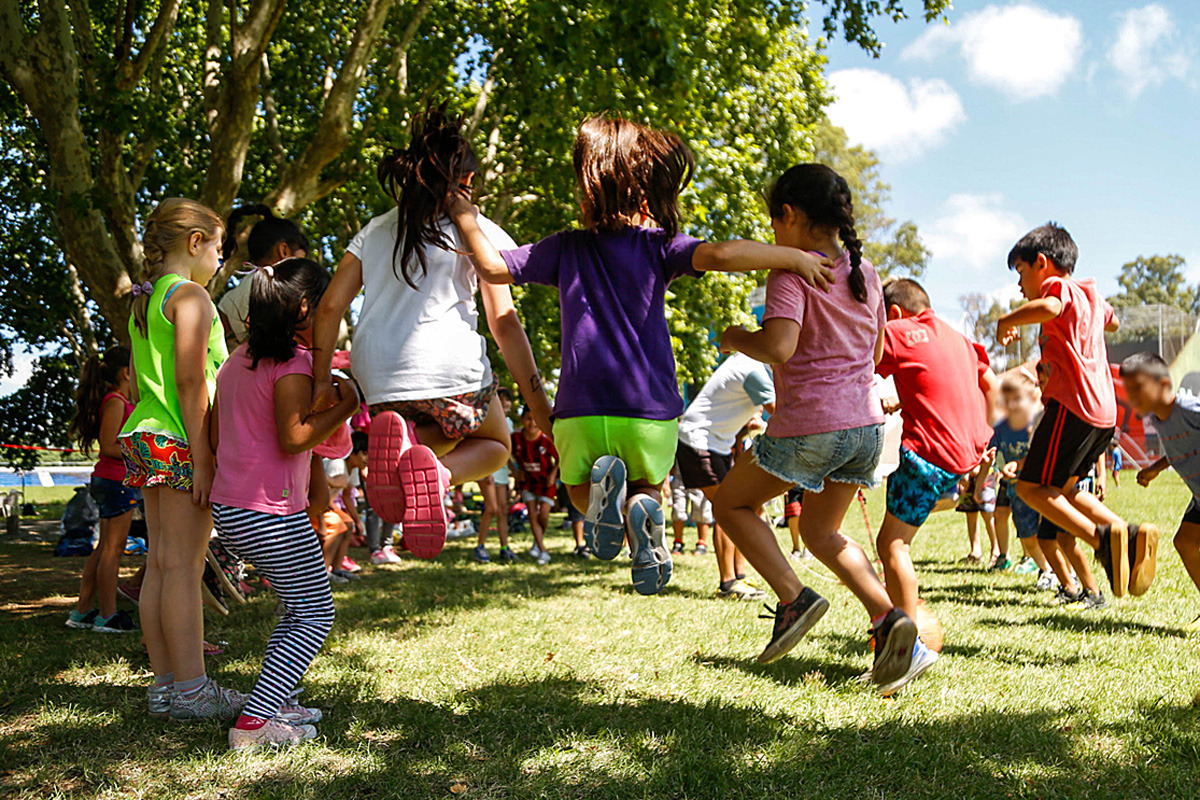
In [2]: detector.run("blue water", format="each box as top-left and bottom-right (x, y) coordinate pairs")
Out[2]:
(0, 472), (89, 488)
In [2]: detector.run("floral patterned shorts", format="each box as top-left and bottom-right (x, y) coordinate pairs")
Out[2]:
(370, 378), (498, 440)
(119, 431), (193, 492)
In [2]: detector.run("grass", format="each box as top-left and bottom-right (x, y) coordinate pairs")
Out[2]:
(3, 473), (1200, 799)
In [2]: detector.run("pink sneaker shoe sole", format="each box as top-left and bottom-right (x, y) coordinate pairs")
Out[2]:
(398, 446), (450, 559)
(366, 412), (411, 524)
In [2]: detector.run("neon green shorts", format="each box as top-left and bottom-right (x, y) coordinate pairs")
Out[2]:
(553, 416), (679, 487)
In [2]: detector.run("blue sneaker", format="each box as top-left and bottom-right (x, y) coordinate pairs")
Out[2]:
(584, 456), (627, 560)
(627, 495), (670, 595)
(472, 544), (490, 563)
(66, 608), (98, 630)
(877, 638), (939, 697)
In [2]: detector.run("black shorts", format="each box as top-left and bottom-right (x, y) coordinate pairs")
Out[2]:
(784, 487), (805, 519)
(1019, 401), (1113, 489)
(1183, 498), (1200, 527)
(675, 441), (733, 489)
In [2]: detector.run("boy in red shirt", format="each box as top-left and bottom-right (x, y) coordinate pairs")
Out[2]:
(876, 279), (998, 646)
(997, 222), (1157, 598)
(512, 406), (559, 565)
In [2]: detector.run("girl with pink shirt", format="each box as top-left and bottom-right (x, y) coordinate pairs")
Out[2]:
(210, 258), (360, 751)
(713, 164), (924, 696)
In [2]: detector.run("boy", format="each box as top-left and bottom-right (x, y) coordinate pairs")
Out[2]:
(321, 432), (369, 583)
(875, 279), (998, 644)
(997, 223), (1157, 597)
(512, 407), (558, 566)
(1122, 353), (1195, 610)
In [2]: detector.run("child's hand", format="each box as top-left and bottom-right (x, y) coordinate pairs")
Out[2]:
(311, 374), (340, 415)
(1137, 466), (1160, 487)
(1002, 461), (1019, 480)
(788, 251), (836, 292)
(719, 326), (745, 355)
(191, 450), (215, 508)
(881, 396), (902, 415)
(448, 192), (477, 219)
(997, 322), (1019, 345)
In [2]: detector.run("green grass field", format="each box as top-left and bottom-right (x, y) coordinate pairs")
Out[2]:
(3, 474), (1200, 799)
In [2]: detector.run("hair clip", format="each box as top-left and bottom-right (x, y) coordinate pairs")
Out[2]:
(260, 265), (274, 278)
(131, 281), (154, 297)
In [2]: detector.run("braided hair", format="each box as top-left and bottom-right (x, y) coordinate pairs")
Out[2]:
(132, 198), (223, 336)
(767, 164), (867, 303)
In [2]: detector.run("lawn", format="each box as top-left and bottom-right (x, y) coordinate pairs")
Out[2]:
(3, 474), (1200, 799)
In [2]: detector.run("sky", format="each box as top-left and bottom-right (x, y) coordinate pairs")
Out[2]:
(821, 0), (1200, 326)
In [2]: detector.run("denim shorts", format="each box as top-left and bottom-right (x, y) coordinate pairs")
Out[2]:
(886, 448), (962, 528)
(752, 424), (884, 493)
(89, 475), (142, 520)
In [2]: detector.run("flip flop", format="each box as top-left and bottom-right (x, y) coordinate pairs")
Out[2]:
(366, 412), (412, 525)
(397, 444), (451, 559)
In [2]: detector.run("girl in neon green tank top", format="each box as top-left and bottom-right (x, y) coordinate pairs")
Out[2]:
(118, 198), (247, 722)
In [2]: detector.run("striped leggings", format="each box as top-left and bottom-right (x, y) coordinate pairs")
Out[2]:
(213, 504), (335, 721)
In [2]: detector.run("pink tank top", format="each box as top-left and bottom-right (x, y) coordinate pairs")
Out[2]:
(93, 392), (134, 482)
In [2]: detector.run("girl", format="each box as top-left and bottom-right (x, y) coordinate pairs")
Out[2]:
(311, 103), (551, 560)
(65, 346), (140, 634)
(119, 198), (243, 721)
(211, 258), (358, 751)
(452, 115), (835, 595)
(711, 164), (923, 696)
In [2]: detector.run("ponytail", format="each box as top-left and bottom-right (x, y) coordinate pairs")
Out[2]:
(377, 101), (478, 290)
(223, 204), (310, 263)
(245, 258), (331, 368)
(767, 164), (869, 304)
(69, 346), (131, 455)
(133, 198), (223, 336)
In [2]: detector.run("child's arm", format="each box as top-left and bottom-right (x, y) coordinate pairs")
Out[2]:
(1095, 452), (1107, 500)
(167, 282), (218, 507)
(719, 319), (801, 365)
(343, 486), (362, 532)
(311, 253), (364, 412)
(1138, 456), (1170, 487)
(451, 202), (515, 285)
(980, 367), (1001, 424)
(997, 297), (1062, 344)
(276, 374), (361, 455)
(478, 283), (554, 438)
(692, 241), (835, 291)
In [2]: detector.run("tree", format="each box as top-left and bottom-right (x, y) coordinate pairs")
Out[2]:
(0, 356), (78, 471)
(811, 120), (930, 279)
(1105, 255), (1196, 345)
(961, 292), (1037, 372)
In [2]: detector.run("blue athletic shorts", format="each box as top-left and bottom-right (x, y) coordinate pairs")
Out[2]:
(1009, 486), (1041, 539)
(886, 448), (962, 528)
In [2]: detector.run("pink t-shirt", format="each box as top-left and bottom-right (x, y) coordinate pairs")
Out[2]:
(1039, 276), (1117, 428)
(761, 251), (886, 437)
(92, 392), (134, 481)
(211, 345), (315, 516)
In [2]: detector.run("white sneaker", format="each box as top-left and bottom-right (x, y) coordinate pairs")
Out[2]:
(369, 550), (390, 566)
(528, 545), (543, 559)
(537, 549), (551, 566)
(381, 545), (402, 564)
(228, 719), (317, 751)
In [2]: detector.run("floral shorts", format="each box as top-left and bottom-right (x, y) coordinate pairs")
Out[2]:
(370, 378), (498, 440)
(119, 431), (193, 492)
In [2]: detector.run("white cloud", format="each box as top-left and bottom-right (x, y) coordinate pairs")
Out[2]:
(904, 4), (1084, 101)
(1108, 4), (1191, 97)
(923, 193), (1028, 274)
(0, 349), (37, 397)
(826, 69), (965, 162)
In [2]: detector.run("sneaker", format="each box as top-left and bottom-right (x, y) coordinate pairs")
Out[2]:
(170, 678), (248, 721)
(1080, 589), (1108, 610)
(527, 544), (543, 559)
(116, 583), (141, 604)
(365, 411), (414, 524)
(341, 556), (362, 573)
(1013, 557), (1040, 576)
(327, 571), (350, 585)
(627, 494), (670, 595)
(380, 545), (403, 564)
(989, 553), (1013, 572)
(498, 547), (517, 564)
(536, 549), (551, 566)
(1095, 521), (1130, 598)
(960, 553), (983, 565)
(1128, 522), (1159, 597)
(878, 638), (939, 697)
(148, 684), (174, 719)
(693, 543), (709, 556)
(671, 541), (685, 555)
(369, 549), (391, 566)
(228, 719), (317, 751)
(397, 434), (451, 560)
(206, 538), (247, 605)
(1183, 613), (1200, 633)
(1055, 585), (1084, 605)
(277, 702), (323, 725)
(718, 579), (767, 602)
(756, 586), (830, 664)
(869, 608), (919, 688)
(573, 544), (591, 559)
(473, 544), (491, 563)
(65, 608), (99, 630)
(583, 455), (628, 560)
(788, 549), (805, 561)
(1035, 570), (1059, 591)
(92, 610), (137, 634)
(201, 563), (230, 616)
(331, 568), (360, 582)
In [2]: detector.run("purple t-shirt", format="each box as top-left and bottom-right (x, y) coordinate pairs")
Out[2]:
(502, 227), (703, 420)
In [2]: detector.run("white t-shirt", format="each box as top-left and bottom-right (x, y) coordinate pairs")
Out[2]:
(677, 353), (775, 455)
(348, 209), (516, 405)
(217, 275), (254, 344)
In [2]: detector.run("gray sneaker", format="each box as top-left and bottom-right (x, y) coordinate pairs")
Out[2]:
(277, 701), (323, 725)
(148, 684), (174, 720)
(169, 678), (248, 722)
(228, 719), (317, 751)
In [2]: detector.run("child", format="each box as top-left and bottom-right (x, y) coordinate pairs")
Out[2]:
(475, 387), (517, 564)
(118, 198), (241, 720)
(712, 163), (923, 695)
(874, 279), (997, 680)
(211, 257), (360, 750)
(997, 223), (1158, 597)
(670, 467), (712, 556)
(453, 116), (836, 595)
(784, 488), (810, 560)
(321, 434), (369, 582)
(311, 103), (551, 560)
(66, 346), (140, 633)
(1110, 440), (1123, 488)
(955, 466), (999, 567)
(512, 406), (558, 565)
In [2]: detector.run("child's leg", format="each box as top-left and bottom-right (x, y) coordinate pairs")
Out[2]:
(1037, 521), (1078, 593)
(152, 487), (211, 683)
(1058, 532), (1100, 595)
(994, 506), (1011, 555)
(1174, 522), (1200, 593)
(75, 545), (101, 614)
(573, 519), (585, 548)
(964, 511), (982, 559)
(982, 511), (998, 558)
(697, 521), (712, 549)
(991, 510), (1008, 560)
(712, 459), (804, 602)
(420, 395), (510, 483)
(1017, 479), (1109, 548)
(477, 477), (497, 547)
(140, 487), (170, 677)
(712, 525), (738, 584)
(1021, 537), (1050, 572)
(798, 484), (894, 618)
(877, 514), (924, 620)
(495, 485), (510, 549)
(93, 511), (132, 618)
(788, 516), (801, 553)
(533, 501), (551, 551)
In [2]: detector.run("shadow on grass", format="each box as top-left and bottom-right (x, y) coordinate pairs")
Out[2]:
(689, 651), (866, 686)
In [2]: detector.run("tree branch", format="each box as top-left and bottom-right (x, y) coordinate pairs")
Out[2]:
(466, 46), (502, 137)
(117, 0), (184, 91)
(0, 0), (34, 93)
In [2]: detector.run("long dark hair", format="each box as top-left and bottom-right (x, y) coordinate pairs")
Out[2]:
(573, 115), (694, 238)
(767, 164), (867, 303)
(376, 102), (477, 290)
(222, 204), (310, 264)
(246, 258), (331, 368)
(69, 346), (131, 455)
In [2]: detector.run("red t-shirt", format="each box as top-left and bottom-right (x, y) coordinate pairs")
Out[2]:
(1038, 276), (1116, 428)
(876, 309), (993, 475)
(512, 430), (558, 497)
